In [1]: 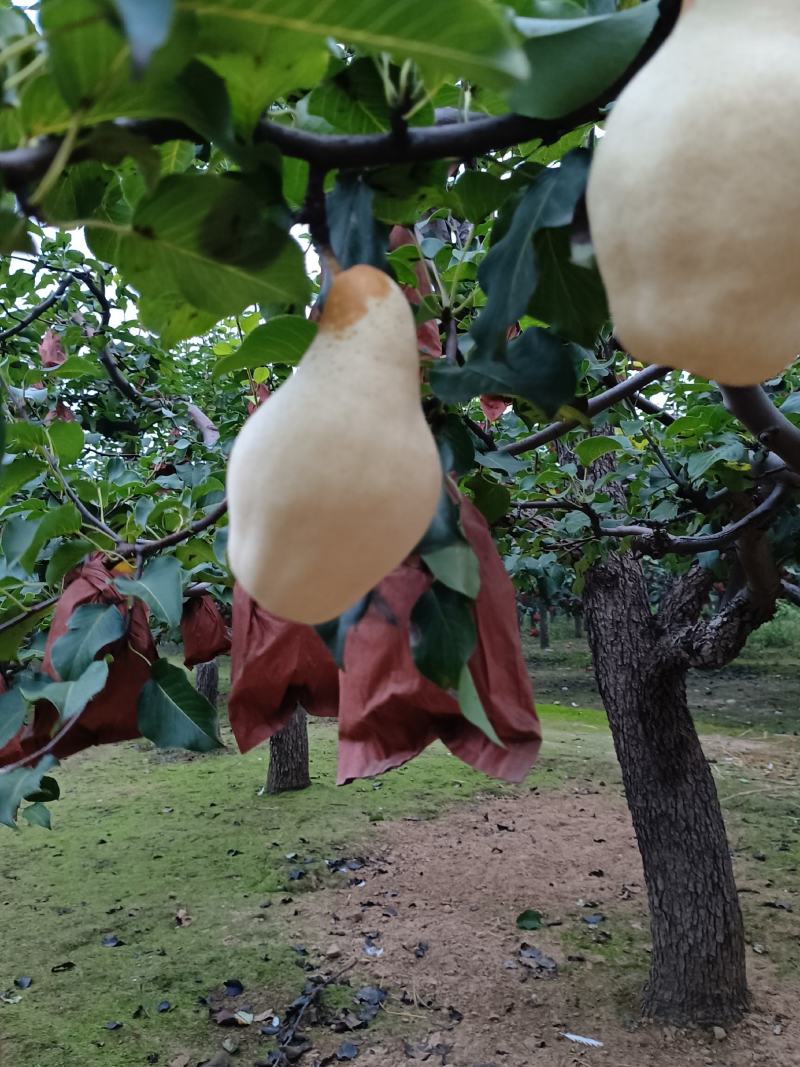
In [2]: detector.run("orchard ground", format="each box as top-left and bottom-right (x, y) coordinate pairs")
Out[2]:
(2, 617), (800, 1067)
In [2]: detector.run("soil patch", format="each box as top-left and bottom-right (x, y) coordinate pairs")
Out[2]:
(284, 789), (799, 1067)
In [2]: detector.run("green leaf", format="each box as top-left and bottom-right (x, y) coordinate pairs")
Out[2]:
(780, 393), (800, 415)
(474, 451), (526, 477)
(111, 0), (175, 72)
(529, 228), (609, 345)
(20, 660), (110, 721)
(516, 908), (543, 930)
(21, 802), (52, 829)
(0, 603), (55, 661)
(307, 58), (394, 135)
(49, 421), (85, 465)
(314, 595), (371, 669)
(447, 170), (516, 223)
(413, 484), (460, 555)
(465, 472), (512, 524)
(573, 434), (623, 467)
(472, 150), (591, 351)
(204, 35), (329, 135)
(137, 659), (222, 752)
(50, 603), (125, 681)
(687, 442), (746, 483)
(422, 542), (481, 600)
(410, 583), (476, 691)
(0, 756), (58, 829)
(44, 539), (93, 585)
(89, 174), (310, 325)
(0, 687), (27, 750)
(457, 662), (503, 747)
(212, 316), (317, 378)
(436, 415), (475, 478)
(20, 503), (82, 572)
(511, 3), (659, 119)
(327, 175), (389, 271)
(431, 328), (577, 417)
(115, 555), (183, 628)
(190, 0), (529, 90)
(0, 455), (45, 506)
(1, 516), (39, 571)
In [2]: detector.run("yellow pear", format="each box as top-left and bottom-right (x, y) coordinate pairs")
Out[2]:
(586, 0), (800, 386)
(226, 264), (442, 624)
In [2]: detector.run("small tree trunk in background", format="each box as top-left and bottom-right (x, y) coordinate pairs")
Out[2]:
(538, 603), (550, 650)
(195, 659), (219, 706)
(267, 704), (310, 794)
(573, 611), (583, 640)
(584, 552), (748, 1026)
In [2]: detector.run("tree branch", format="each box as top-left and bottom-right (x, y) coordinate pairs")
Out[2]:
(122, 499), (228, 557)
(0, 4), (681, 185)
(0, 595), (59, 637)
(721, 385), (800, 476)
(0, 275), (72, 341)
(46, 450), (121, 543)
(500, 364), (671, 456)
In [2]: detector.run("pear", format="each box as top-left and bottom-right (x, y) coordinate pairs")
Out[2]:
(586, 0), (800, 386)
(226, 264), (442, 625)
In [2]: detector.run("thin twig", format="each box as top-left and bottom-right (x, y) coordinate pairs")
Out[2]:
(0, 595), (59, 637)
(0, 275), (72, 340)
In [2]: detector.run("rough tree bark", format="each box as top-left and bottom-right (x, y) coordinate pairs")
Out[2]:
(583, 550), (760, 1025)
(195, 659), (219, 706)
(267, 704), (310, 794)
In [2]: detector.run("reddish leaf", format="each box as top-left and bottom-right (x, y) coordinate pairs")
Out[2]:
(336, 495), (540, 784)
(0, 554), (156, 767)
(247, 383), (270, 415)
(44, 399), (76, 424)
(181, 595), (231, 669)
(39, 329), (66, 368)
(479, 395), (510, 423)
(228, 584), (339, 753)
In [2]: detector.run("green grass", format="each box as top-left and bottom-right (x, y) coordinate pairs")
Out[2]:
(1, 705), (797, 1066)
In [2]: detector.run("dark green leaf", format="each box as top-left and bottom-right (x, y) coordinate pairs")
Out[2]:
(516, 909), (543, 930)
(465, 473), (512, 524)
(212, 317), (317, 378)
(422, 542), (481, 600)
(137, 659), (222, 752)
(21, 802), (52, 829)
(529, 228), (608, 345)
(20, 503), (82, 572)
(307, 58), (393, 135)
(472, 150), (591, 351)
(111, 0), (175, 72)
(410, 583), (476, 691)
(20, 660), (110, 720)
(447, 170), (516, 223)
(686, 442), (746, 483)
(327, 175), (389, 271)
(435, 414), (475, 477)
(0, 455), (44, 506)
(511, 3), (659, 119)
(0, 603), (55, 661)
(50, 604), (125, 681)
(115, 555), (183, 628)
(431, 328), (577, 416)
(413, 484), (461, 554)
(0, 687), (27, 750)
(45, 539), (93, 585)
(314, 595), (371, 668)
(457, 663), (503, 747)
(0, 756), (58, 829)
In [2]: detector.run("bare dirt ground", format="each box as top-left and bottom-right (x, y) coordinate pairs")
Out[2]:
(281, 783), (800, 1067)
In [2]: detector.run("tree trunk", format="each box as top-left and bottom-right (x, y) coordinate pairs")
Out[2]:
(267, 704), (310, 794)
(538, 603), (550, 650)
(584, 551), (748, 1026)
(195, 659), (219, 706)
(573, 611), (583, 640)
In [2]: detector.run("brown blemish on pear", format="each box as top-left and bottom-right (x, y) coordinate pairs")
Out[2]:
(319, 265), (392, 334)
